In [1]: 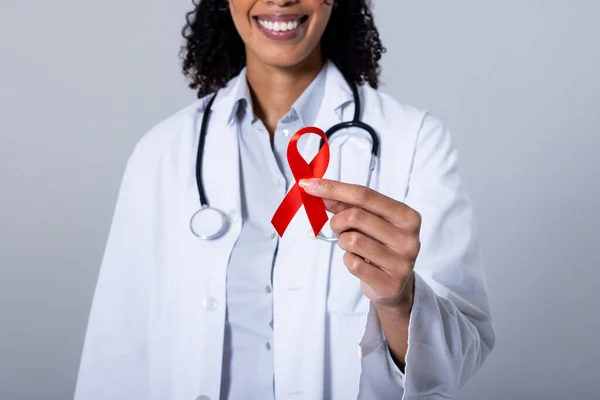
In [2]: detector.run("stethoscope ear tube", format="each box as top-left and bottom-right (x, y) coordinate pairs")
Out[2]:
(318, 81), (379, 157)
(190, 93), (230, 241)
(320, 121), (379, 158)
(316, 83), (379, 242)
(196, 93), (218, 209)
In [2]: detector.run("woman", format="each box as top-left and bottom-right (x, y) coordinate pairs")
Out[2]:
(75, 0), (495, 399)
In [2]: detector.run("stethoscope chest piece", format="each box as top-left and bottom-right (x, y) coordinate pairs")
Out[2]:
(190, 206), (230, 240)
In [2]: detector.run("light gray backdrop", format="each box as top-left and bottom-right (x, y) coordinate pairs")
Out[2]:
(1, 1), (598, 399)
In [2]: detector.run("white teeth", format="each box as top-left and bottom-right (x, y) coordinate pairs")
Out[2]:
(258, 18), (301, 32)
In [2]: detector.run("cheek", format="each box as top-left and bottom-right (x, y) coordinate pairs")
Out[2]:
(228, 1), (252, 33)
(309, 3), (333, 36)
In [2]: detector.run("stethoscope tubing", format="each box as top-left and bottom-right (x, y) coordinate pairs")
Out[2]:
(191, 79), (379, 242)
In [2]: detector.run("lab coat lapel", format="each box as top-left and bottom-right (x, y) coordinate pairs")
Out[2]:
(170, 90), (243, 399)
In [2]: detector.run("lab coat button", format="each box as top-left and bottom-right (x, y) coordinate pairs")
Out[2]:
(228, 209), (240, 223)
(201, 296), (218, 311)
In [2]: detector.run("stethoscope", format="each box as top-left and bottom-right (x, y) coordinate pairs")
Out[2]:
(190, 78), (379, 242)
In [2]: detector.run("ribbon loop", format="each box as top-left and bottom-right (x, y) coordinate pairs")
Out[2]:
(271, 127), (330, 237)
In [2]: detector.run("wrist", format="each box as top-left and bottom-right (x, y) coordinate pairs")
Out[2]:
(374, 273), (415, 317)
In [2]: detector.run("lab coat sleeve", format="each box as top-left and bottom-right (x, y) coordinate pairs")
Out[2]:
(399, 113), (496, 398)
(74, 146), (152, 400)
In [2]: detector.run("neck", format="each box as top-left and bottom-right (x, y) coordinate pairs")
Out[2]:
(245, 48), (324, 136)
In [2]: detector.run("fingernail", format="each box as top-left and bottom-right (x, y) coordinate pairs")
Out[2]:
(299, 179), (319, 191)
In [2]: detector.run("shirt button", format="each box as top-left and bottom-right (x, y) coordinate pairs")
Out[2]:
(195, 396), (211, 400)
(228, 209), (240, 223)
(395, 372), (403, 380)
(265, 285), (272, 293)
(201, 296), (218, 311)
(282, 128), (291, 137)
(307, 229), (315, 239)
(270, 232), (278, 240)
(275, 180), (283, 189)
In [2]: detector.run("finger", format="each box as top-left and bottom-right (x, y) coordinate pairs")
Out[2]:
(338, 230), (399, 273)
(330, 207), (401, 250)
(322, 198), (352, 214)
(343, 251), (390, 290)
(346, 252), (414, 303)
(300, 178), (418, 228)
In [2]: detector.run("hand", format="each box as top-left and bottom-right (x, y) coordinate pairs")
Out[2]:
(299, 178), (420, 315)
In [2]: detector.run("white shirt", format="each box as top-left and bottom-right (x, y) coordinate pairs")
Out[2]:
(220, 66), (326, 400)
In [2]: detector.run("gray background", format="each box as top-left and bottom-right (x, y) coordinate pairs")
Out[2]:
(1, 1), (598, 399)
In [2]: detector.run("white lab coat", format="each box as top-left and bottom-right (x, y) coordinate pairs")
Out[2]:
(74, 62), (495, 400)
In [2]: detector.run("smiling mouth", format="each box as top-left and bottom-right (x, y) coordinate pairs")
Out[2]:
(253, 15), (309, 33)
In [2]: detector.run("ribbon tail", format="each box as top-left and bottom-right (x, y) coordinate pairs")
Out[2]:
(300, 190), (329, 236)
(271, 186), (303, 237)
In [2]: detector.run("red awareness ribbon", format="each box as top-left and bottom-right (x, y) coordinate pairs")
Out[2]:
(271, 126), (330, 237)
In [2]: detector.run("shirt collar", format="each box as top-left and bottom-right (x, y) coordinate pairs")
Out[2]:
(226, 61), (331, 127)
(285, 64), (327, 126)
(227, 68), (252, 124)
(213, 60), (354, 126)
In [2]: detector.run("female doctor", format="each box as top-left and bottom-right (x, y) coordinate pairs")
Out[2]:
(75, 0), (495, 399)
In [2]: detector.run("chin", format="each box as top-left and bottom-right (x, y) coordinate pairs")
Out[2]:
(253, 46), (318, 70)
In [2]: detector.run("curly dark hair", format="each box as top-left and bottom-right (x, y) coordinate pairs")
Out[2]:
(180, 0), (386, 98)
